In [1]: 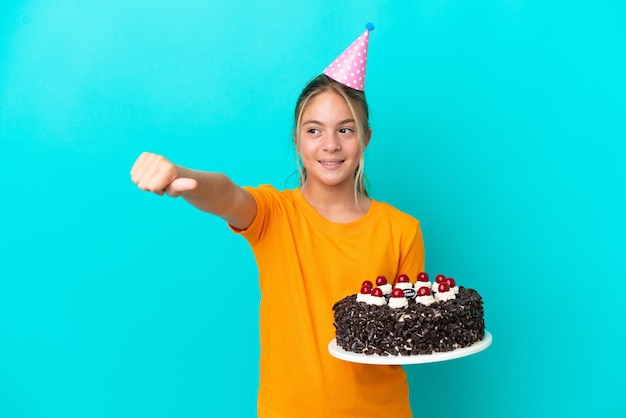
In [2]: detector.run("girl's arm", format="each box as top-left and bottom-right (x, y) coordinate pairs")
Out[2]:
(130, 152), (257, 230)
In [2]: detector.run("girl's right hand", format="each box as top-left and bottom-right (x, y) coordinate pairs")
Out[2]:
(130, 152), (198, 197)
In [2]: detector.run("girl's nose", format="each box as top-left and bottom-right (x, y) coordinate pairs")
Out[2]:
(323, 133), (342, 151)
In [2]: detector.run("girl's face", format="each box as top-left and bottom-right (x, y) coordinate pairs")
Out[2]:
(297, 91), (364, 192)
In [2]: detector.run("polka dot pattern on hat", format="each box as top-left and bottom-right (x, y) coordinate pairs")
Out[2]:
(323, 27), (372, 91)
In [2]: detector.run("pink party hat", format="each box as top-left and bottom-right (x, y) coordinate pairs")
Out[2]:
(323, 23), (374, 91)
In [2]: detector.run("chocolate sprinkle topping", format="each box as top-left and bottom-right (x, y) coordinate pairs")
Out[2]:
(332, 287), (485, 356)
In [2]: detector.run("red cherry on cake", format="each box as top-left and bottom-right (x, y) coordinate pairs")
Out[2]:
(371, 288), (383, 297)
(376, 276), (388, 286)
(396, 274), (410, 283)
(446, 278), (456, 288)
(416, 272), (429, 282)
(391, 288), (405, 298)
(360, 285), (372, 295)
(438, 282), (450, 292)
(361, 280), (373, 289)
(435, 274), (447, 284)
(417, 286), (431, 296)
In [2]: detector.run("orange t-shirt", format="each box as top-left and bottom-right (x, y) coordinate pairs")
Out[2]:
(233, 185), (425, 418)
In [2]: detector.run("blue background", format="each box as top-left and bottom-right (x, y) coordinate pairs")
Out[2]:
(1, 1), (624, 417)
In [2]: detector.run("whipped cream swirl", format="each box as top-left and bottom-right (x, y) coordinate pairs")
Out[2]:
(378, 283), (392, 296)
(388, 296), (408, 309)
(356, 292), (371, 303)
(434, 290), (456, 302)
(415, 294), (436, 306)
(395, 282), (413, 290)
(367, 295), (386, 306)
(415, 281), (431, 291)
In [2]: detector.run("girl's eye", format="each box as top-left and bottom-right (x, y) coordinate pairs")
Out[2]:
(339, 127), (354, 134)
(307, 128), (320, 134)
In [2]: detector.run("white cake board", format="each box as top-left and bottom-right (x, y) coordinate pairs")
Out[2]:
(328, 331), (492, 365)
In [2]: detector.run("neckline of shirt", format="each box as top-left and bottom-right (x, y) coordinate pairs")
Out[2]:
(292, 188), (379, 237)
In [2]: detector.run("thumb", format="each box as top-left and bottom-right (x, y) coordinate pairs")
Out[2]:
(164, 177), (198, 197)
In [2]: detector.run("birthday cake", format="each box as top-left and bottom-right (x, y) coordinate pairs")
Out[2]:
(332, 273), (485, 356)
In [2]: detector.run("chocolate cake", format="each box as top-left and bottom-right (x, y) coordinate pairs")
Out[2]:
(332, 273), (485, 356)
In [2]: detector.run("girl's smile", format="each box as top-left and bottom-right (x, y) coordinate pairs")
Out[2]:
(319, 159), (345, 169)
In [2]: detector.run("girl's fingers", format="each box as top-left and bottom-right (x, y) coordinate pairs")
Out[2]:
(130, 152), (152, 181)
(130, 153), (179, 195)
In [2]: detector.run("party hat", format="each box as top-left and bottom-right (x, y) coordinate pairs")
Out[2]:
(323, 23), (374, 91)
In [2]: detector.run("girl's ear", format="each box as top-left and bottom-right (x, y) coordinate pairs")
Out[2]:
(364, 128), (372, 148)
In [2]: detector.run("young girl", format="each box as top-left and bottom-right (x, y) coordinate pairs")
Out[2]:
(131, 34), (424, 418)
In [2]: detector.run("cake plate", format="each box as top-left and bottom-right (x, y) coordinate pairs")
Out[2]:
(328, 331), (492, 365)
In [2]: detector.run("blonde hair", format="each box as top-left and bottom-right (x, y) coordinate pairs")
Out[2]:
(293, 74), (371, 198)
